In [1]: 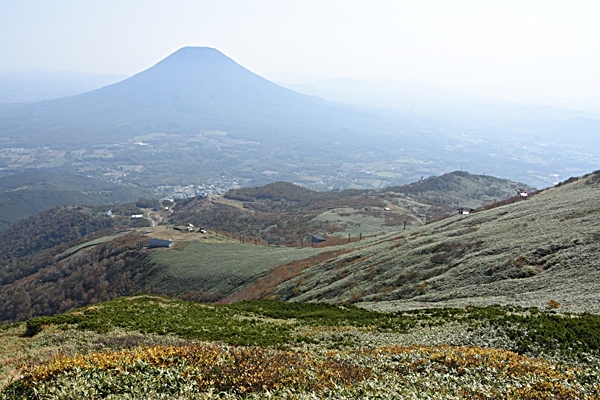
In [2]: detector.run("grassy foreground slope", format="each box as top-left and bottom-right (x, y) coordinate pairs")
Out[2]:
(271, 171), (600, 313)
(1, 296), (599, 398)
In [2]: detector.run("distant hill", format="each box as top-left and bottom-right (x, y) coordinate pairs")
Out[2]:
(170, 172), (527, 245)
(385, 170), (536, 209)
(0, 170), (151, 230)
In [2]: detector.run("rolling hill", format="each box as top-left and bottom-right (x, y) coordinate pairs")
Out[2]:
(170, 171), (534, 245)
(0, 171), (529, 323)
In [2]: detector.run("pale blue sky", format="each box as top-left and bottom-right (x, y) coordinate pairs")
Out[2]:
(1, 1), (599, 99)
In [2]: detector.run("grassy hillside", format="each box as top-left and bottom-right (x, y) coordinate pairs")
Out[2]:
(1, 296), (599, 398)
(269, 171), (600, 313)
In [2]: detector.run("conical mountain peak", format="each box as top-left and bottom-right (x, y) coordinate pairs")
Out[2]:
(151, 47), (236, 69)
(0, 47), (333, 146)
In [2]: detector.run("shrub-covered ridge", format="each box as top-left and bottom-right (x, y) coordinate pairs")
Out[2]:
(2, 296), (600, 398)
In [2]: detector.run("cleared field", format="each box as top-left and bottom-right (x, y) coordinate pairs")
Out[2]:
(147, 241), (327, 298)
(47, 157), (66, 167)
(58, 231), (132, 258)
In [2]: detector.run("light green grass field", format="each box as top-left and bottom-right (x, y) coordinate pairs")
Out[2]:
(59, 232), (131, 258)
(147, 241), (328, 296)
(48, 157), (66, 167)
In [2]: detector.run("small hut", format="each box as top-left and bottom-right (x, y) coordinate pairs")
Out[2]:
(309, 234), (326, 244)
(148, 238), (173, 248)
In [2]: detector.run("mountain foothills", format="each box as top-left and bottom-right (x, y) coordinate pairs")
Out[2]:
(1, 171), (600, 398)
(0, 171), (532, 322)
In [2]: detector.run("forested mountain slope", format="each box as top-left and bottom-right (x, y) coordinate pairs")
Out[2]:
(0, 170), (150, 230)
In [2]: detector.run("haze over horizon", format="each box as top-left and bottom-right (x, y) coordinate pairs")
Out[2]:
(1, 0), (600, 104)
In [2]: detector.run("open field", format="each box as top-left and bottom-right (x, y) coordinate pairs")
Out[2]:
(58, 231), (132, 258)
(47, 157), (66, 167)
(311, 207), (413, 237)
(145, 241), (330, 299)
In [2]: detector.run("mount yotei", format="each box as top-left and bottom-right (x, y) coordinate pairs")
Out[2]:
(0, 47), (379, 146)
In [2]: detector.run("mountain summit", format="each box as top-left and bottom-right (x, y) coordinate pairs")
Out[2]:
(0, 47), (347, 146)
(106, 46), (315, 111)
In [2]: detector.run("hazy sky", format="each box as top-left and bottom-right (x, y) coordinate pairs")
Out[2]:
(1, 1), (599, 99)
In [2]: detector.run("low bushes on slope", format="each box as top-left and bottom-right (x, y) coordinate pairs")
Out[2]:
(3, 297), (600, 398)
